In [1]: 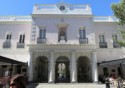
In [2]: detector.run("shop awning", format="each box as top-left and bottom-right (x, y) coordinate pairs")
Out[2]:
(98, 58), (125, 66)
(0, 55), (27, 65)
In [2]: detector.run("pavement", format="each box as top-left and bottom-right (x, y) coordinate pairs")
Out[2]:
(27, 83), (106, 88)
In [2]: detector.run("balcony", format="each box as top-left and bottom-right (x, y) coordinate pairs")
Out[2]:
(79, 38), (88, 44)
(113, 42), (120, 48)
(3, 41), (11, 48)
(37, 38), (46, 44)
(17, 43), (25, 48)
(59, 36), (66, 43)
(99, 42), (107, 48)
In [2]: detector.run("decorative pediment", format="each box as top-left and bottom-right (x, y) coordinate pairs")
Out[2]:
(57, 23), (68, 28)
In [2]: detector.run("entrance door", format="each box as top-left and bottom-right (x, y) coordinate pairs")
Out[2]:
(77, 56), (90, 82)
(55, 56), (70, 83)
(37, 56), (48, 82)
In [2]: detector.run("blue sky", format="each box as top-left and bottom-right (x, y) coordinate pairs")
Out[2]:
(0, 0), (119, 16)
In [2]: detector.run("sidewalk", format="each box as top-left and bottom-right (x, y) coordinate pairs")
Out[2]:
(27, 83), (106, 88)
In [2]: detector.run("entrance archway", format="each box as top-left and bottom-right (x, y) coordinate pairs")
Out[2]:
(77, 56), (90, 82)
(55, 56), (70, 83)
(36, 56), (48, 82)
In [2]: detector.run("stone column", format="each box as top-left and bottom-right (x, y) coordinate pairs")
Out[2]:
(91, 51), (98, 83)
(28, 52), (33, 81)
(71, 52), (77, 83)
(48, 52), (55, 83)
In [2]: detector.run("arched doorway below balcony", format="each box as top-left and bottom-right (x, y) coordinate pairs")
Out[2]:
(36, 56), (48, 83)
(55, 56), (70, 83)
(77, 56), (90, 82)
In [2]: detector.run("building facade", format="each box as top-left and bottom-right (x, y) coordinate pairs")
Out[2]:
(0, 2), (125, 83)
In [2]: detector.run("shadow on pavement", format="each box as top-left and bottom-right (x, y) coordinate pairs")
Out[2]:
(27, 83), (39, 88)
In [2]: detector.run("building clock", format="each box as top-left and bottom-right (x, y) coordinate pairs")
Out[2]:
(59, 6), (65, 11)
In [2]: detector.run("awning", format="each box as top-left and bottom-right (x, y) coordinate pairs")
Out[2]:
(98, 58), (125, 66)
(0, 53), (29, 64)
(0, 55), (26, 65)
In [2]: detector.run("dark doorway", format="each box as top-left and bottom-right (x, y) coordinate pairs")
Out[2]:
(55, 56), (70, 83)
(117, 66), (123, 77)
(103, 67), (109, 76)
(16, 65), (22, 74)
(36, 56), (48, 83)
(77, 56), (90, 82)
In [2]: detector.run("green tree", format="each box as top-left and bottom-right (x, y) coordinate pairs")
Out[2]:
(112, 0), (125, 25)
(111, 0), (125, 46)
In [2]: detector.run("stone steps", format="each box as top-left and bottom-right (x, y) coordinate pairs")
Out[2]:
(28, 83), (106, 88)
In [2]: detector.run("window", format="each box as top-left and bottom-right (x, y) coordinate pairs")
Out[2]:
(79, 27), (88, 44)
(17, 33), (25, 48)
(99, 34), (107, 48)
(6, 34), (12, 42)
(99, 34), (105, 43)
(37, 27), (46, 44)
(112, 34), (120, 48)
(79, 27), (86, 39)
(3, 33), (11, 48)
(79, 29), (86, 39)
(58, 28), (67, 42)
(19, 34), (25, 43)
(39, 29), (46, 39)
(112, 34), (117, 43)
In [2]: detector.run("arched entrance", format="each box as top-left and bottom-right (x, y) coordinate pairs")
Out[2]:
(36, 56), (48, 82)
(77, 56), (90, 82)
(55, 56), (70, 83)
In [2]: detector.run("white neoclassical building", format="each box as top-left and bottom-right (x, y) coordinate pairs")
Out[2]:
(0, 2), (125, 83)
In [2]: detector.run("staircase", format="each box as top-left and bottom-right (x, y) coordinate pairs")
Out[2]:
(28, 83), (106, 88)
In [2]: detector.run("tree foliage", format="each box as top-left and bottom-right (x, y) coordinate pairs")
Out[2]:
(111, 0), (125, 46)
(111, 0), (125, 25)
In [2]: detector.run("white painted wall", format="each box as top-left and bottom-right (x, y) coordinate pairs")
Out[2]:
(33, 15), (95, 45)
(0, 23), (32, 50)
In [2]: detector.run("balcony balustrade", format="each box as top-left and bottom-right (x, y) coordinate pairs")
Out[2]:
(79, 38), (88, 44)
(99, 42), (107, 48)
(113, 42), (120, 48)
(0, 16), (32, 21)
(93, 16), (119, 22)
(37, 38), (46, 44)
(17, 42), (25, 48)
(3, 41), (11, 48)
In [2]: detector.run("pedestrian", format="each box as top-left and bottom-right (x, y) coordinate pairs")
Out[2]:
(9, 74), (26, 88)
(105, 76), (110, 88)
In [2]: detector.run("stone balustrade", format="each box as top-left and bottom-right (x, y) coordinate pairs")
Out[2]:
(0, 16), (32, 21)
(94, 16), (119, 22)
(34, 4), (90, 10)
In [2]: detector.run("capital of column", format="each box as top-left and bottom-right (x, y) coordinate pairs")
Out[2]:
(50, 51), (55, 55)
(92, 51), (96, 55)
(29, 52), (33, 55)
(71, 52), (75, 55)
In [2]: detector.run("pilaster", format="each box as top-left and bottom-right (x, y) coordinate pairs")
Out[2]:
(71, 52), (77, 83)
(48, 52), (55, 83)
(28, 52), (33, 81)
(91, 51), (98, 83)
